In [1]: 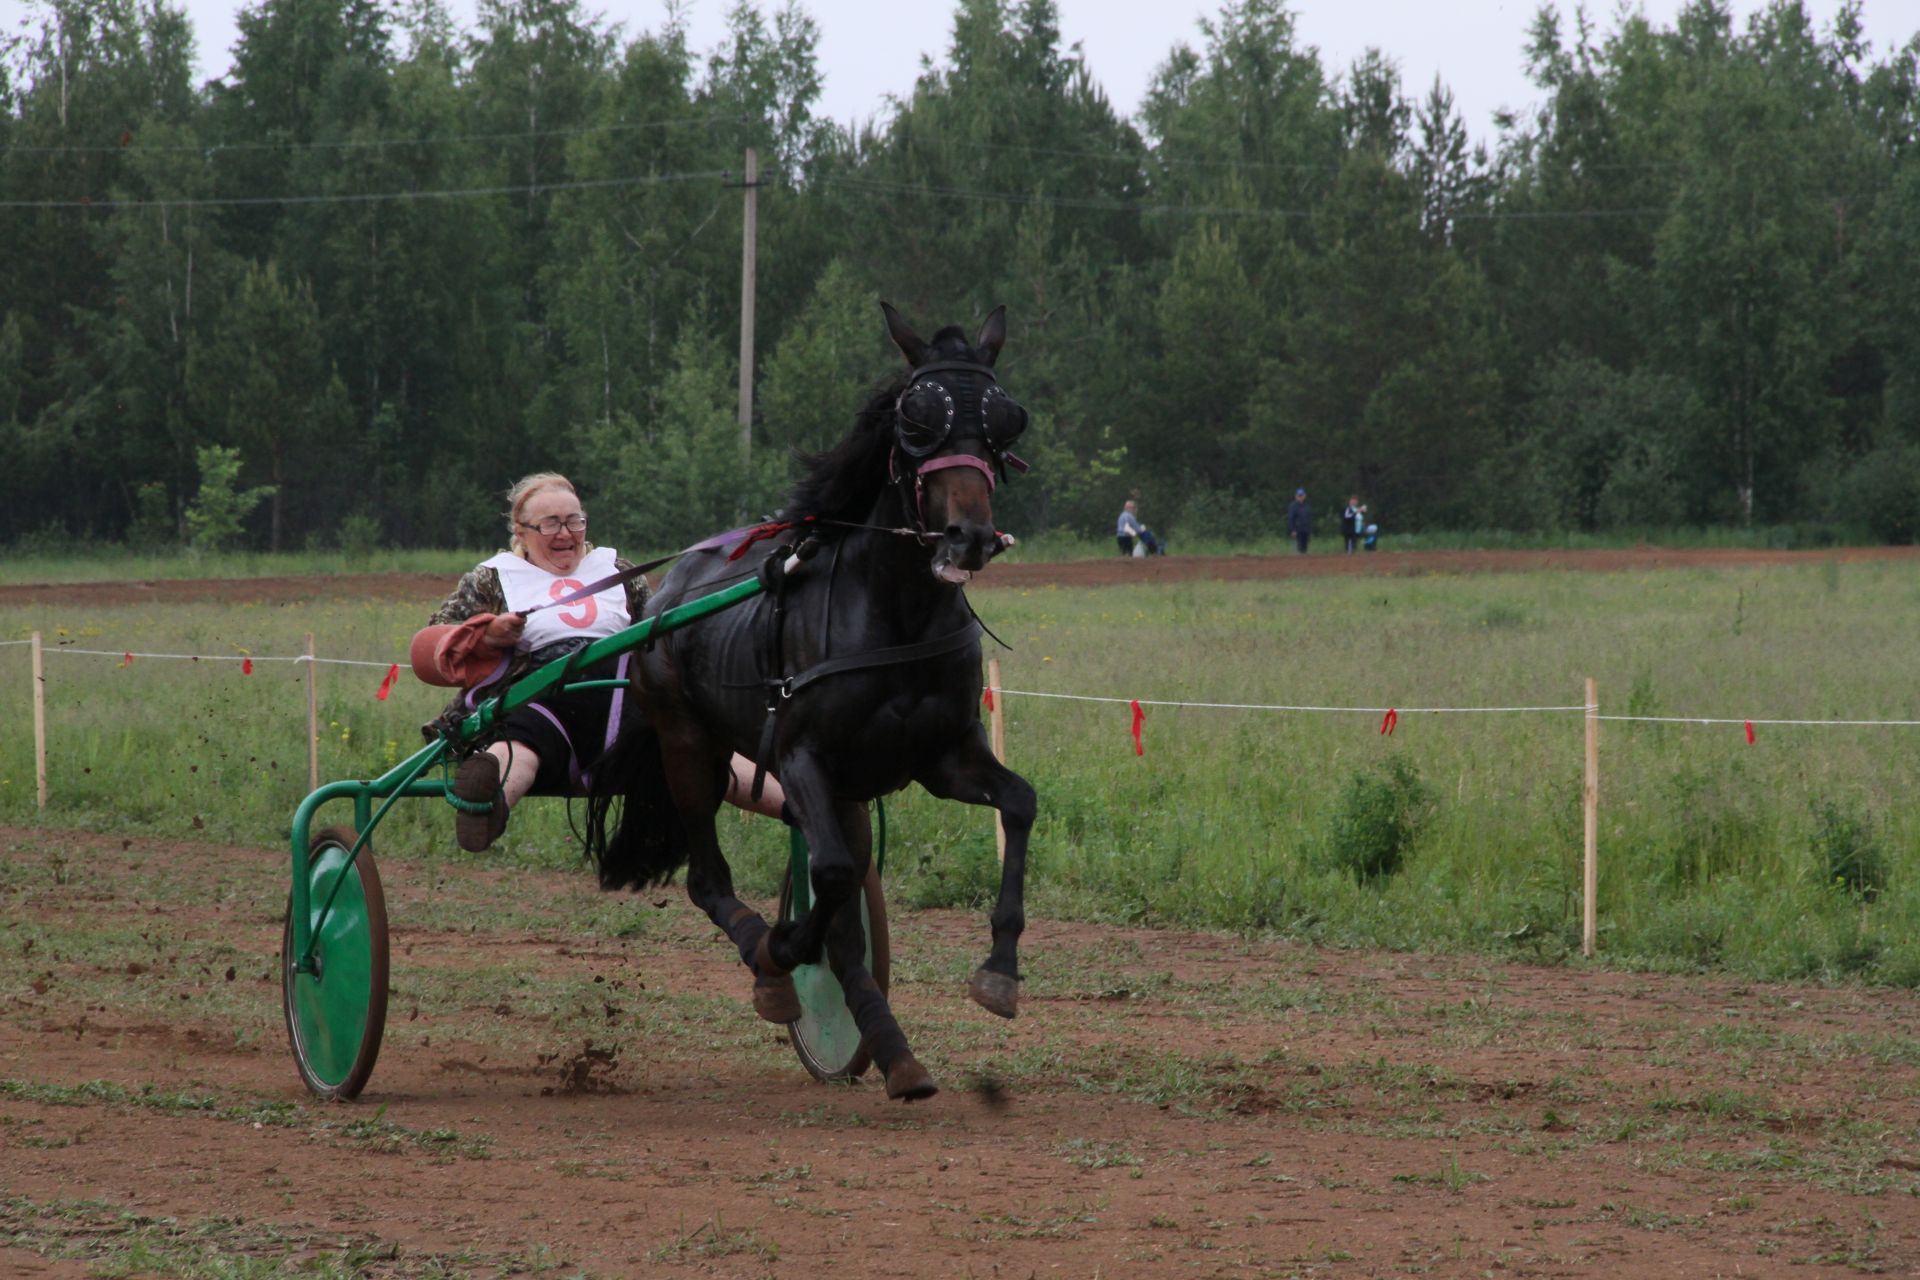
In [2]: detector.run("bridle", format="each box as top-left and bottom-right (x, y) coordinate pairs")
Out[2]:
(888, 357), (1030, 532)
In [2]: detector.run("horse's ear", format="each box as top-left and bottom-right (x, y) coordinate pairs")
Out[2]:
(974, 304), (1007, 364)
(880, 301), (928, 366)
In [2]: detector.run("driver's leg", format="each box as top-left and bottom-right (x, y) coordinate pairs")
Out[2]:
(723, 752), (787, 819)
(490, 739), (542, 809)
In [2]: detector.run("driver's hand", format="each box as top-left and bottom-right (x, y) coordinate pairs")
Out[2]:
(483, 612), (525, 650)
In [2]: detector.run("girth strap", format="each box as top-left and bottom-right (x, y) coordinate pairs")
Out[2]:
(750, 617), (984, 803)
(781, 619), (983, 697)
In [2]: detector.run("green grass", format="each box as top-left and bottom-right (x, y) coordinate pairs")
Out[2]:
(0, 1195), (587, 1278)
(0, 1079), (493, 1159)
(0, 545), (486, 586)
(4, 558), (1919, 982)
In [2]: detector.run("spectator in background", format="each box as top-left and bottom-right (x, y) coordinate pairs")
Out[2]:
(1342, 495), (1367, 554)
(1116, 499), (1143, 556)
(1115, 499), (1165, 556)
(1286, 488), (1313, 554)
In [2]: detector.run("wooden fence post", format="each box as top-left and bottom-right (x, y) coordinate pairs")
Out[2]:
(306, 633), (320, 792)
(988, 657), (1007, 864)
(1583, 676), (1599, 958)
(31, 630), (47, 810)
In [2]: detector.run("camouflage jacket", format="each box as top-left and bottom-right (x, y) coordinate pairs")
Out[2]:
(422, 556), (650, 737)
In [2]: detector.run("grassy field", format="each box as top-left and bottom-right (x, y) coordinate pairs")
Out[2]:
(0, 546), (481, 586)
(2, 557), (1916, 984)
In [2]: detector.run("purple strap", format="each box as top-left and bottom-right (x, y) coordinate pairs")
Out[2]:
(461, 655), (512, 709)
(531, 651), (632, 796)
(526, 703), (583, 794)
(592, 653), (631, 793)
(690, 523), (761, 552)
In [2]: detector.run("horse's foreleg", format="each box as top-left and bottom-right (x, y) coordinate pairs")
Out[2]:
(761, 746), (856, 975)
(919, 727), (1038, 1019)
(819, 810), (934, 1101)
(666, 742), (799, 1024)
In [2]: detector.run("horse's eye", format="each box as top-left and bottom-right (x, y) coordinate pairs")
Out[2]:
(983, 387), (1028, 446)
(896, 382), (953, 456)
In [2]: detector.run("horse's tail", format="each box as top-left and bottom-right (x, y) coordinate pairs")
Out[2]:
(583, 725), (691, 890)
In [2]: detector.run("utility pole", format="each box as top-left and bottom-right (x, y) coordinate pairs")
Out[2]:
(735, 146), (759, 462)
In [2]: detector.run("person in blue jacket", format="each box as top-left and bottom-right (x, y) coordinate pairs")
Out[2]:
(1285, 488), (1312, 554)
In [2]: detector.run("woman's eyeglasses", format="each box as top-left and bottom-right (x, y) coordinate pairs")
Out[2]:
(519, 515), (587, 536)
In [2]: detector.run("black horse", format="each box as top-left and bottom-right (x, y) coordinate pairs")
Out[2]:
(598, 303), (1038, 1100)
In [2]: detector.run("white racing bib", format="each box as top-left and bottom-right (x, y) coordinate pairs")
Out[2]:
(482, 547), (631, 653)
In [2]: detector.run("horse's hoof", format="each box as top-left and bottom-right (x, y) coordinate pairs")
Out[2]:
(751, 933), (801, 1023)
(753, 931), (790, 976)
(885, 1054), (938, 1102)
(968, 969), (1019, 1019)
(753, 972), (802, 1024)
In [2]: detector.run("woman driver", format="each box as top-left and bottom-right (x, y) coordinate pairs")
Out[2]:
(410, 472), (782, 852)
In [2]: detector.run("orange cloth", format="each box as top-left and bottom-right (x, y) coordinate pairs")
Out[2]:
(409, 615), (512, 689)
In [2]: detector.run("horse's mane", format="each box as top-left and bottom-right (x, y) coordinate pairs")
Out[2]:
(781, 370), (910, 523)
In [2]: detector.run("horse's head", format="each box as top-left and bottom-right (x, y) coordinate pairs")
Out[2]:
(881, 302), (1028, 585)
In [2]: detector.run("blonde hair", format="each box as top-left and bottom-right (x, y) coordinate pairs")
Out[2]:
(503, 472), (581, 558)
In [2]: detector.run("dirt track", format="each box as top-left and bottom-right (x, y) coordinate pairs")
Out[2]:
(6, 547), (1920, 1275)
(4, 826), (1918, 1277)
(2, 544), (1915, 608)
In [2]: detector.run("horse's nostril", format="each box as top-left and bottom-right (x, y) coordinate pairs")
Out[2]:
(945, 525), (966, 543)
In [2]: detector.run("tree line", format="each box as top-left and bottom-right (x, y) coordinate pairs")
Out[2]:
(2, 0), (1916, 552)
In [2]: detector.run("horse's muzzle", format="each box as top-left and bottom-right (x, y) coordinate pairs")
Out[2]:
(941, 520), (997, 574)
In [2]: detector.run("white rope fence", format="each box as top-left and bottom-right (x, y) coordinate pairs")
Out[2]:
(994, 688), (1589, 715)
(9, 637), (1920, 726)
(8, 631), (405, 805)
(974, 662), (1920, 958)
(11, 635), (1920, 960)
(1597, 714), (1920, 727)
(35, 646), (393, 668)
(992, 685), (1920, 728)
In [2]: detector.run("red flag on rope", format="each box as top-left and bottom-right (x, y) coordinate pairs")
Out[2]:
(375, 662), (399, 701)
(1380, 707), (1398, 736)
(119, 653), (135, 668)
(1129, 699), (1145, 756)
(1744, 719), (1756, 745)
(241, 657), (254, 675)
(983, 687), (995, 713)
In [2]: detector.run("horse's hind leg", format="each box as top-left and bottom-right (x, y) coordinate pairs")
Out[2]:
(918, 727), (1038, 1019)
(821, 801), (935, 1101)
(662, 736), (799, 1024)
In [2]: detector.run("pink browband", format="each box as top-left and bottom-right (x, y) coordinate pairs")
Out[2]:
(915, 453), (996, 492)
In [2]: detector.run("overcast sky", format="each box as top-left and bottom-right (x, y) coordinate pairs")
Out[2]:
(173, 0), (1914, 144)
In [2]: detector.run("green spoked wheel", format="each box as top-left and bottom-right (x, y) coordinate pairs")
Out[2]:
(777, 858), (890, 1083)
(282, 827), (389, 1101)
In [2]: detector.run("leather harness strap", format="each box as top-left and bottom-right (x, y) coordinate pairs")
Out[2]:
(746, 537), (984, 803)
(781, 619), (984, 698)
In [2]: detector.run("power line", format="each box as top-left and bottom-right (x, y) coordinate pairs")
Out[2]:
(814, 173), (1670, 221)
(0, 163), (1858, 219)
(939, 133), (1867, 175)
(3, 114), (753, 156)
(941, 137), (1333, 173)
(0, 169), (733, 210)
